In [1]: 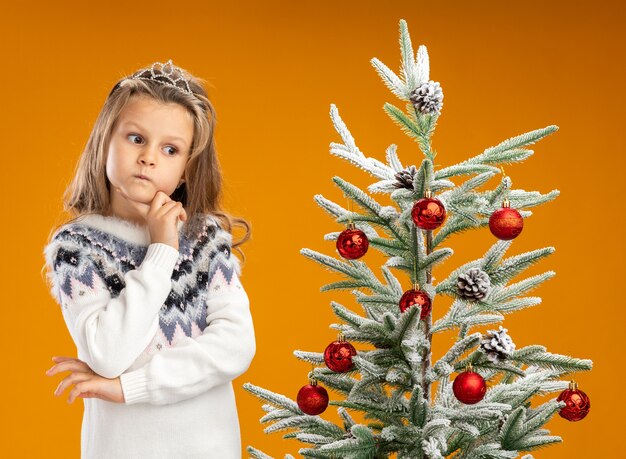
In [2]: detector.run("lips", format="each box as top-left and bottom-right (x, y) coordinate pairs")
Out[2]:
(135, 175), (151, 181)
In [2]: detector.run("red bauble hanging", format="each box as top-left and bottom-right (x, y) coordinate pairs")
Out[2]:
(489, 199), (524, 240)
(411, 190), (446, 230)
(453, 368), (487, 404)
(399, 284), (432, 319)
(297, 380), (329, 415)
(336, 222), (369, 259)
(324, 335), (357, 373)
(557, 381), (591, 422)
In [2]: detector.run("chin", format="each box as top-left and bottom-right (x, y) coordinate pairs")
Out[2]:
(122, 187), (157, 204)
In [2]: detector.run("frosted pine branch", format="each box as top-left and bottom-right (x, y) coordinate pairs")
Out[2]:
(386, 144), (404, 172)
(332, 177), (390, 223)
(265, 415), (345, 437)
(310, 370), (356, 395)
(511, 346), (593, 373)
(415, 44), (430, 84)
(431, 333), (482, 379)
(300, 425), (376, 459)
(370, 57), (409, 101)
(435, 164), (501, 180)
(296, 433), (336, 445)
(489, 272), (555, 303)
(293, 350), (325, 365)
(489, 247), (555, 285)
(505, 188), (560, 209)
(458, 126), (558, 167)
(313, 194), (379, 239)
(329, 104), (396, 180)
(383, 102), (424, 145)
(243, 383), (300, 413)
(261, 408), (297, 423)
(246, 446), (275, 459)
(331, 301), (374, 327)
(399, 18), (417, 92)
(300, 248), (382, 292)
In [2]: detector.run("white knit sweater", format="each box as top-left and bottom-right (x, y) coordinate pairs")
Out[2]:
(43, 213), (256, 458)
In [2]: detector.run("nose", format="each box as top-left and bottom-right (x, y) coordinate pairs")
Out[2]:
(138, 146), (158, 166)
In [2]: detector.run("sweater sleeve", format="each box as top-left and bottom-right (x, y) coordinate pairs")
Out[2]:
(44, 236), (180, 379)
(119, 229), (256, 406)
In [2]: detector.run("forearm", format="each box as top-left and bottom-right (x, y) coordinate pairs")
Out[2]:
(53, 243), (179, 378)
(120, 286), (256, 405)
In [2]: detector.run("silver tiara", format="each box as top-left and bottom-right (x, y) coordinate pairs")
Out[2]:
(126, 59), (193, 96)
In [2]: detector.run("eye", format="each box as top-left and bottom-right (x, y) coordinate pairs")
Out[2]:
(164, 146), (178, 155)
(128, 133), (143, 144)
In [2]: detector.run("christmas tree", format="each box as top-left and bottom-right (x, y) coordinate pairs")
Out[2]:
(244, 19), (592, 459)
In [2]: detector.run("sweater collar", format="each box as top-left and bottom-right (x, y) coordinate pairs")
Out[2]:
(73, 213), (184, 246)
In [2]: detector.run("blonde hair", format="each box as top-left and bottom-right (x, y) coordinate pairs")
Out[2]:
(45, 62), (250, 260)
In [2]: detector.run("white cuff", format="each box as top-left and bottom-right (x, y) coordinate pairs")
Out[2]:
(120, 368), (151, 405)
(142, 243), (179, 273)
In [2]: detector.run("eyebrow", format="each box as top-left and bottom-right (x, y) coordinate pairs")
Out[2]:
(121, 121), (189, 146)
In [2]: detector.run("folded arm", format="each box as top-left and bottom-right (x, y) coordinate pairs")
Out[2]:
(45, 240), (179, 379)
(119, 258), (256, 406)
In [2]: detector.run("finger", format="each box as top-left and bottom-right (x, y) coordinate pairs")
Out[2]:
(156, 199), (179, 210)
(68, 380), (93, 404)
(67, 382), (108, 403)
(47, 361), (81, 376)
(47, 361), (73, 376)
(55, 372), (92, 397)
(47, 360), (94, 376)
(46, 356), (74, 376)
(50, 356), (82, 365)
(151, 200), (178, 220)
(149, 191), (172, 214)
(154, 201), (181, 219)
(162, 205), (187, 226)
(160, 202), (184, 220)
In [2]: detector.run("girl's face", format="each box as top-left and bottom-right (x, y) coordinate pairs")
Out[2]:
(106, 95), (194, 222)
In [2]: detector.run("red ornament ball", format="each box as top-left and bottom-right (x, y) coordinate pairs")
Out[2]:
(453, 370), (487, 404)
(489, 204), (524, 240)
(336, 227), (369, 259)
(324, 340), (357, 373)
(411, 197), (446, 230)
(399, 288), (432, 319)
(557, 383), (590, 422)
(297, 383), (329, 415)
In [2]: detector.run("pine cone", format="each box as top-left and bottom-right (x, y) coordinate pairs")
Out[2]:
(457, 268), (491, 301)
(409, 80), (444, 114)
(392, 165), (417, 190)
(480, 326), (516, 362)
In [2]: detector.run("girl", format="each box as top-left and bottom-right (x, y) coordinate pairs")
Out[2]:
(42, 60), (256, 458)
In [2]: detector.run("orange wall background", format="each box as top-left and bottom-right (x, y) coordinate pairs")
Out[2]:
(2, 0), (624, 457)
